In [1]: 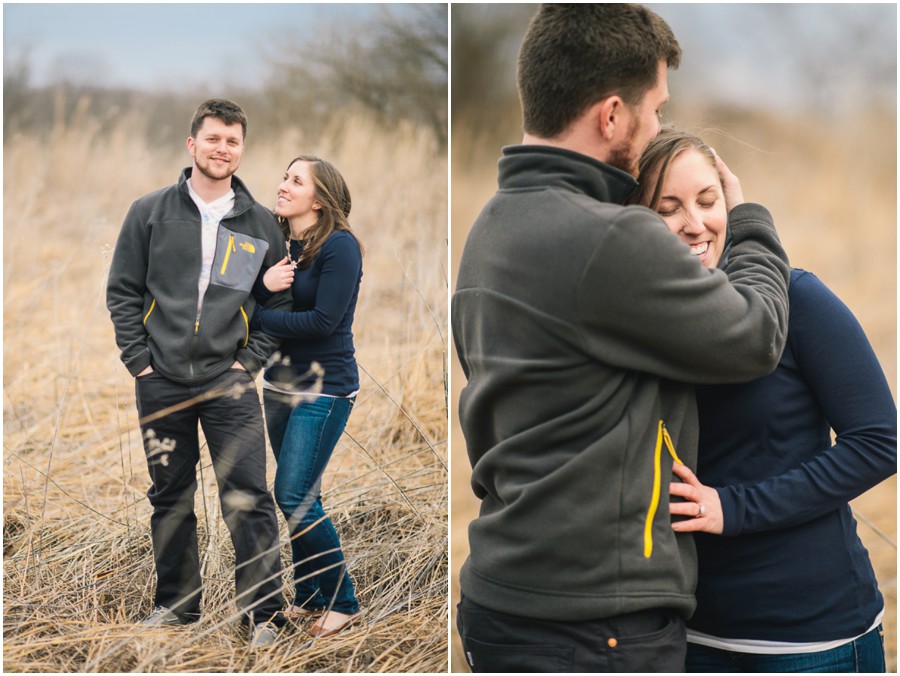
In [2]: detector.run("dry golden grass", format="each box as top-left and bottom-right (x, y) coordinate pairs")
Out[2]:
(450, 108), (897, 672)
(3, 98), (448, 672)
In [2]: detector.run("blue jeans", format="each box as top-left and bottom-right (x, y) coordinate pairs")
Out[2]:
(686, 625), (886, 673)
(264, 391), (359, 615)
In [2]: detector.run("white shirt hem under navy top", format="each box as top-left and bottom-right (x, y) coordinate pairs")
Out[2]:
(687, 609), (884, 654)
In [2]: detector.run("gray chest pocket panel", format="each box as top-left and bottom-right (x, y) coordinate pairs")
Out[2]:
(210, 227), (270, 293)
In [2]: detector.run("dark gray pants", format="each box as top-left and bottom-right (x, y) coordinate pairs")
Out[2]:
(457, 595), (686, 673)
(135, 368), (284, 625)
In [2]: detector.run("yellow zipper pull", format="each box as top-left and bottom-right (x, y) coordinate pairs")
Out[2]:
(662, 424), (683, 465)
(194, 319), (200, 335)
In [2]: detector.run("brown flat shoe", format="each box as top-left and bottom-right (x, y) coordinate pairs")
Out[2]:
(284, 605), (323, 620)
(307, 611), (363, 638)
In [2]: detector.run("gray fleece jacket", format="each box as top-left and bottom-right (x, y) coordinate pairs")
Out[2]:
(452, 145), (790, 622)
(107, 168), (291, 384)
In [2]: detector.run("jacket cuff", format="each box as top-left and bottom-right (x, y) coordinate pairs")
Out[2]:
(235, 350), (262, 376)
(125, 351), (152, 377)
(727, 202), (774, 231)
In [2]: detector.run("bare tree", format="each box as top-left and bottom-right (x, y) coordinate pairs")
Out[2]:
(450, 4), (533, 132)
(261, 4), (447, 148)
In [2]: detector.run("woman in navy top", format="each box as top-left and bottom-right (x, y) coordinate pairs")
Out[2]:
(253, 155), (364, 638)
(633, 128), (896, 672)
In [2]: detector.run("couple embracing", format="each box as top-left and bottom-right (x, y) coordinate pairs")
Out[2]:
(107, 99), (363, 647)
(453, 5), (895, 673)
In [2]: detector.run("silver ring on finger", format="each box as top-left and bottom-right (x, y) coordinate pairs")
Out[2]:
(695, 503), (705, 518)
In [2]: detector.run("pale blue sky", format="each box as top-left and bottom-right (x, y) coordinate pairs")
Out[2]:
(4, 3), (412, 91)
(5, 3), (894, 113)
(451, 4), (896, 116)
(648, 3), (896, 113)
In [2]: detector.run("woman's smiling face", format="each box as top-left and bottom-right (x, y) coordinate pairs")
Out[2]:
(275, 160), (320, 224)
(654, 148), (727, 268)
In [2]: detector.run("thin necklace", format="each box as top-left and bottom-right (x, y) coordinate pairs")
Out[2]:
(285, 238), (304, 269)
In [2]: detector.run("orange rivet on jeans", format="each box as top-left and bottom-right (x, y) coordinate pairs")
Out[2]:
(607, 638), (618, 648)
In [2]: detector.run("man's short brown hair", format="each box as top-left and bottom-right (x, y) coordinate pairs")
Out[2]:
(190, 98), (248, 140)
(517, 4), (681, 139)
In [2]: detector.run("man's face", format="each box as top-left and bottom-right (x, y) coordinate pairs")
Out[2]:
(607, 59), (669, 177)
(187, 117), (245, 182)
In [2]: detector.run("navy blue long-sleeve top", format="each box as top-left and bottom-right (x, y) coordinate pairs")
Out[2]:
(252, 231), (362, 396)
(689, 269), (896, 642)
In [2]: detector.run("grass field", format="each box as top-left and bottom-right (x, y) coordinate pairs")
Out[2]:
(3, 100), (448, 672)
(450, 108), (897, 672)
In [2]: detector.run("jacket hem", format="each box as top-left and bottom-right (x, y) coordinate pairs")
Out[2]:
(460, 560), (696, 622)
(151, 360), (240, 387)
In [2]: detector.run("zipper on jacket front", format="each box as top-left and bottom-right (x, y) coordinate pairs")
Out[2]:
(643, 420), (684, 559)
(189, 321), (198, 380)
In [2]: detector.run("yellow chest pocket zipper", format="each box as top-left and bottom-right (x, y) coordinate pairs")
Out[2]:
(644, 420), (684, 558)
(220, 234), (236, 275)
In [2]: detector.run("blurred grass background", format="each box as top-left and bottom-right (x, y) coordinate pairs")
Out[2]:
(450, 4), (896, 672)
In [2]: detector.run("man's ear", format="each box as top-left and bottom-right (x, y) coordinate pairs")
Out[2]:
(591, 96), (625, 141)
(186, 136), (196, 156)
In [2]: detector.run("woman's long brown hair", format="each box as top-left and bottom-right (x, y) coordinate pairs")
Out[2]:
(278, 155), (364, 268)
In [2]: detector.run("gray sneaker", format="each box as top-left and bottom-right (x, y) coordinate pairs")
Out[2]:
(142, 606), (186, 626)
(249, 621), (279, 648)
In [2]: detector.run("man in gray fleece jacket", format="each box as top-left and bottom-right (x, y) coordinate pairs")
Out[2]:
(452, 5), (790, 672)
(107, 99), (290, 647)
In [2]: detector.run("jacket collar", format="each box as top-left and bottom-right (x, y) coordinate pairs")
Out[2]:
(498, 145), (638, 206)
(177, 167), (255, 215)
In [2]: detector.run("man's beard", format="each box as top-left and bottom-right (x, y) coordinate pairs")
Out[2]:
(194, 156), (237, 181)
(606, 118), (641, 178)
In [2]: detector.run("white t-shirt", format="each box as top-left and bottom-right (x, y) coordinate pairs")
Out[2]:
(187, 180), (235, 317)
